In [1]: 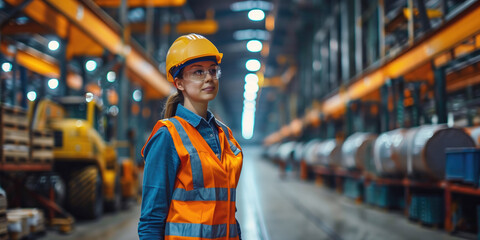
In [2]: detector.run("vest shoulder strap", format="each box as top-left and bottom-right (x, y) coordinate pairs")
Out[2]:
(141, 119), (169, 158)
(215, 120), (241, 156)
(168, 117), (205, 189)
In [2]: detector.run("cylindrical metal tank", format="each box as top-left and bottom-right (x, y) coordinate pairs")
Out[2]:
(315, 139), (343, 167)
(303, 139), (321, 165)
(293, 142), (305, 162)
(341, 132), (377, 172)
(399, 125), (475, 179)
(277, 141), (297, 162)
(266, 143), (281, 160)
(373, 129), (408, 176)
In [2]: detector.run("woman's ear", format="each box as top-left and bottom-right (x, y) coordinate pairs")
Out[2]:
(174, 78), (185, 91)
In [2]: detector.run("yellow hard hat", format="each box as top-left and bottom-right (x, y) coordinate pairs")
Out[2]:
(166, 33), (223, 83)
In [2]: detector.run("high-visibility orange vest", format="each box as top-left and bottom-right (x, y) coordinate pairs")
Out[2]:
(142, 116), (243, 240)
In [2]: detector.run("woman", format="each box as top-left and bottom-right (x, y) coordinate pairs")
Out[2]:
(138, 33), (243, 240)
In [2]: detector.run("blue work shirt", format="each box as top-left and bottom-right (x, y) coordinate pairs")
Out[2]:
(138, 104), (241, 240)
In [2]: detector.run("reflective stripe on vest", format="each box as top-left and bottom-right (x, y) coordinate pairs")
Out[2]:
(216, 120), (241, 155)
(165, 223), (239, 238)
(169, 118), (205, 189)
(172, 187), (236, 201)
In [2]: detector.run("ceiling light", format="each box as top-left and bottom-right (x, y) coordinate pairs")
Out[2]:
(107, 71), (116, 82)
(27, 91), (37, 101)
(246, 40), (263, 52)
(245, 82), (259, 93)
(248, 9), (265, 21)
(48, 40), (60, 51)
(109, 105), (119, 116)
(2, 62), (12, 72)
(86, 92), (94, 102)
(48, 78), (59, 90)
(233, 29), (270, 41)
(242, 109), (255, 140)
(85, 60), (97, 72)
(246, 59), (261, 72)
(245, 73), (259, 84)
(244, 91), (257, 101)
(231, 1), (273, 12)
(133, 89), (142, 102)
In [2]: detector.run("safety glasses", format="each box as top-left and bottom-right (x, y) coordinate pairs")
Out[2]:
(183, 65), (221, 82)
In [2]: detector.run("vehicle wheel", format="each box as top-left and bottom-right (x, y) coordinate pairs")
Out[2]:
(67, 166), (103, 219)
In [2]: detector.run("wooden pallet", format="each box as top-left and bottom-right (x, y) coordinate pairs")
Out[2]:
(30, 130), (54, 164)
(7, 214), (28, 240)
(1, 105), (31, 169)
(0, 105), (28, 130)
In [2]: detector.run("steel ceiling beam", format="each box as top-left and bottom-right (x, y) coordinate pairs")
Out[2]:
(5, 0), (173, 99)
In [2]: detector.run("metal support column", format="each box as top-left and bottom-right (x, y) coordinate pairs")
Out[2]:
(378, 0), (386, 58)
(117, 0), (130, 157)
(433, 66), (447, 124)
(11, 51), (18, 106)
(395, 77), (405, 128)
(380, 84), (389, 132)
(416, 0), (431, 31)
(354, 0), (363, 74)
(59, 38), (68, 96)
(346, 101), (354, 136)
(466, 85), (474, 126)
(340, 0), (351, 83)
(19, 66), (27, 108)
(407, 0), (415, 44)
(411, 83), (422, 127)
(329, 8), (339, 89)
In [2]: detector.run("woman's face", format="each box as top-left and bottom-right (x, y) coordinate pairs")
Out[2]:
(175, 60), (219, 104)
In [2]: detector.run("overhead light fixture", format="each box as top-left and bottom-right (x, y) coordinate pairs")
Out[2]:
(245, 73), (259, 84)
(85, 60), (97, 72)
(241, 109), (255, 140)
(48, 78), (59, 90)
(133, 89), (142, 102)
(86, 92), (94, 102)
(231, 1), (273, 12)
(244, 91), (257, 101)
(245, 82), (259, 93)
(233, 29), (270, 41)
(48, 40), (60, 51)
(246, 59), (261, 72)
(109, 105), (119, 116)
(107, 71), (116, 82)
(246, 40), (263, 52)
(27, 91), (37, 101)
(1, 62), (12, 72)
(248, 9), (265, 21)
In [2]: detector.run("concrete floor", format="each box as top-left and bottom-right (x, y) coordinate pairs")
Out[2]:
(43, 146), (467, 240)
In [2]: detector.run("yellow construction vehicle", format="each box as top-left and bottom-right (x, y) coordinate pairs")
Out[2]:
(30, 96), (138, 219)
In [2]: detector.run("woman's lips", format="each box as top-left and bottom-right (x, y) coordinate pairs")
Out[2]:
(202, 86), (215, 92)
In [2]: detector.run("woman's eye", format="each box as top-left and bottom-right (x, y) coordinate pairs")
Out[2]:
(209, 69), (217, 75)
(193, 70), (204, 76)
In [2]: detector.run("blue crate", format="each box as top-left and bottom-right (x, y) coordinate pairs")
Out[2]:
(446, 148), (480, 185)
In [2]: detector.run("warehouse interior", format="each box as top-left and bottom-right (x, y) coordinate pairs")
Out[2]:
(1, 0), (480, 239)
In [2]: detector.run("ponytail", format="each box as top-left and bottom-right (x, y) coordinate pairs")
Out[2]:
(163, 90), (184, 118)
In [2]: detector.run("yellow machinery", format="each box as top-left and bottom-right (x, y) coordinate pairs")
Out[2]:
(31, 96), (138, 219)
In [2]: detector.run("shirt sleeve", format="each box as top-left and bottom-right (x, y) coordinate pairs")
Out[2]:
(138, 127), (180, 240)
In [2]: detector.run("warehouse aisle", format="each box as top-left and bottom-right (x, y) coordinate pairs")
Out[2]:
(236, 146), (464, 240)
(42, 146), (464, 240)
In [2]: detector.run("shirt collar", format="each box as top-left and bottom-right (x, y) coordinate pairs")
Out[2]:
(175, 104), (217, 128)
